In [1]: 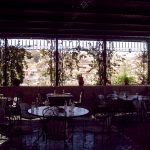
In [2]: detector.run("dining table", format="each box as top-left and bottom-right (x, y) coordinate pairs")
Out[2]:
(28, 105), (89, 118)
(118, 94), (149, 120)
(46, 93), (74, 106)
(28, 105), (89, 149)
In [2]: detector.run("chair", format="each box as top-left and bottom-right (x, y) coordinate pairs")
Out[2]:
(42, 107), (73, 149)
(9, 124), (34, 149)
(8, 103), (40, 149)
(19, 102), (40, 129)
(19, 102), (39, 120)
(94, 106), (113, 134)
(106, 93), (118, 101)
(93, 94), (107, 115)
(95, 113), (113, 145)
(74, 89), (84, 107)
(132, 99), (147, 122)
(0, 107), (10, 132)
(7, 97), (21, 122)
(143, 96), (150, 118)
(34, 92), (46, 106)
(83, 108), (113, 149)
(0, 97), (15, 125)
(73, 89), (92, 123)
(0, 108), (10, 149)
(93, 96), (114, 132)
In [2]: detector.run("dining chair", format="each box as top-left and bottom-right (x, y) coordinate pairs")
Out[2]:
(132, 99), (147, 122)
(143, 97), (150, 119)
(93, 97), (114, 132)
(42, 107), (73, 150)
(34, 92), (46, 106)
(0, 107), (10, 136)
(0, 96), (7, 112)
(19, 103), (37, 120)
(0, 107), (10, 149)
(8, 97), (22, 122)
(19, 102), (40, 128)
(8, 102), (40, 149)
(93, 94), (107, 115)
(74, 89), (84, 107)
(0, 97), (15, 125)
(73, 89), (94, 134)
(95, 113), (113, 146)
(83, 107), (113, 149)
(9, 124), (34, 149)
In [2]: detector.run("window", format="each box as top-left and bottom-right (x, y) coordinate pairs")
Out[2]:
(58, 40), (103, 85)
(107, 41), (147, 85)
(7, 39), (56, 86)
(0, 38), (148, 86)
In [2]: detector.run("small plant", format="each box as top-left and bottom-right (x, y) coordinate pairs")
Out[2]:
(117, 73), (135, 85)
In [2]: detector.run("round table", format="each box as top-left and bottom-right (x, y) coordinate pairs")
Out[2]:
(118, 95), (149, 117)
(28, 106), (89, 118)
(28, 106), (89, 149)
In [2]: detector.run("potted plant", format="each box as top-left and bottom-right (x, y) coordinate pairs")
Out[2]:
(77, 74), (84, 86)
(124, 76), (130, 85)
(117, 73), (135, 85)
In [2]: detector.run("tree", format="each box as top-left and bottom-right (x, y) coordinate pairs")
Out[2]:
(1, 45), (32, 86)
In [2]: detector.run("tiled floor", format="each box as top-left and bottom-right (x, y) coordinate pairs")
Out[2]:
(0, 116), (142, 150)
(114, 115), (150, 150)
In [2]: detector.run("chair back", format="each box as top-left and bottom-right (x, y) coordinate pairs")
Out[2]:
(44, 119), (67, 140)
(75, 89), (84, 105)
(42, 107), (72, 141)
(0, 97), (7, 116)
(0, 108), (5, 122)
(96, 94), (106, 105)
(19, 103), (30, 115)
(0, 95), (7, 106)
(132, 99), (141, 112)
(0, 98), (7, 109)
(79, 90), (84, 103)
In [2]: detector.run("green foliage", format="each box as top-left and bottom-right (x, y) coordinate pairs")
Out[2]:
(1, 45), (31, 86)
(135, 51), (147, 84)
(113, 73), (135, 85)
(59, 41), (110, 85)
(107, 49), (126, 85)
(39, 49), (56, 86)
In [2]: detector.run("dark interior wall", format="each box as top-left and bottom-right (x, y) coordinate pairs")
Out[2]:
(0, 85), (149, 113)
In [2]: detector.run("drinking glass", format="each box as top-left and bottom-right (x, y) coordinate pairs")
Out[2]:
(31, 102), (36, 113)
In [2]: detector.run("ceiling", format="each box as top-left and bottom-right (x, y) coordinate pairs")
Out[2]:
(1, 0), (150, 39)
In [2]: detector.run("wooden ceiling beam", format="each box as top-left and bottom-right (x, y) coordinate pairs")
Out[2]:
(1, 11), (150, 26)
(0, 0), (150, 15)
(0, 27), (150, 36)
(1, 21), (150, 32)
(0, 0), (150, 38)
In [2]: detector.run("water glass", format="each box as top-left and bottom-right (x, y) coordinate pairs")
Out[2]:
(54, 90), (56, 95)
(44, 100), (50, 106)
(70, 101), (75, 112)
(69, 99), (75, 112)
(64, 100), (67, 111)
(62, 90), (65, 94)
(31, 102), (36, 113)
